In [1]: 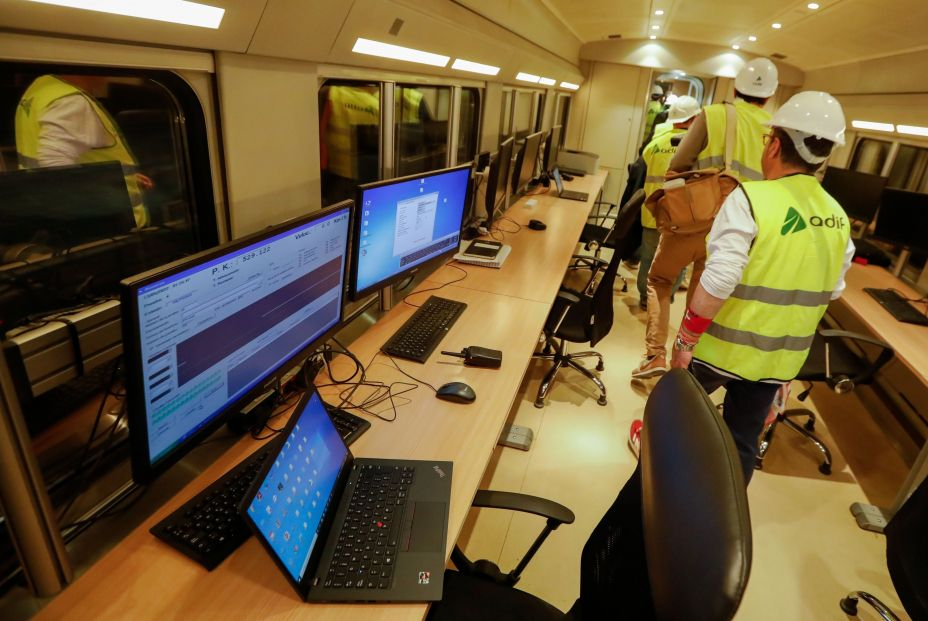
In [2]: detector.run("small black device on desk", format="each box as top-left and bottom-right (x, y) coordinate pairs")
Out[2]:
(381, 295), (467, 363)
(441, 346), (503, 368)
(148, 403), (370, 570)
(528, 219), (547, 231)
(864, 288), (928, 326)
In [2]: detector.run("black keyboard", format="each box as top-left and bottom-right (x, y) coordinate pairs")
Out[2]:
(151, 406), (370, 570)
(381, 295), (467, 363)
(323, 464), (415, 590)
(864, 288), (928, 326)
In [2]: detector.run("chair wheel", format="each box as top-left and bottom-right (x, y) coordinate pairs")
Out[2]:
(804, 419), (816, 431)
(819, 462), (832, 475)
(534, 399), (545, 409)
(597, 396), (607, 406)
(839, 597), (858, 615)
(596, 361), (605, 371)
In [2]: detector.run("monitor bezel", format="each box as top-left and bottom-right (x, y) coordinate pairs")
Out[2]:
(820, 165), (888, 224)
(484, 136), (515, 229)
(121, 200), (354, 485)
(511, 130), (544, 196)
(542, 125), (562, 174)
(348, 163), (472, 301)
(870, 187), (928, 255)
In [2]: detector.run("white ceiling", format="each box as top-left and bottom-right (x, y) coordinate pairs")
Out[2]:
(543, 0), (928, 70)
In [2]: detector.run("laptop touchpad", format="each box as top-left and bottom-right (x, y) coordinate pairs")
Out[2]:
(402, 502), (446, 553)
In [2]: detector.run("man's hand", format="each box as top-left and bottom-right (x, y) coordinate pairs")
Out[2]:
(671, 347), (693, 370)
(135, 173), (154, 190)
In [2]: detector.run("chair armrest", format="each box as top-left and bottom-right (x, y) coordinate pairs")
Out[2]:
(450, 490), (575, 586)
(820, 329), (894, 388)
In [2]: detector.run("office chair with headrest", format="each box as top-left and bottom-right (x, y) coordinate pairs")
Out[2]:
(570, 189), (645, 294)
(840, 472), (928, 621)
(755, 329), (893, 475)
(427, 369), (753, 621)
(533, 194), (641, 408)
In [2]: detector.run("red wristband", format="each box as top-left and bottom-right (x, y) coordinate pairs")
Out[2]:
(681, 307), (712, 337)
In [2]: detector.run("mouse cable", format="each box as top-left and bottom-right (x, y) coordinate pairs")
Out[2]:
(402, 263), (468, 309)
(380, 352), (438, 394)
(315, 342), (411, 422)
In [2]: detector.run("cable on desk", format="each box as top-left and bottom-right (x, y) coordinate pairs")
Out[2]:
(380, 353), (438, 394)
(402, 263), (468, 308)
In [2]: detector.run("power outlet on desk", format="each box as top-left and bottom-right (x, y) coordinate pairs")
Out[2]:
(850, 501), (888, 533)
(498, 424), (534, 451)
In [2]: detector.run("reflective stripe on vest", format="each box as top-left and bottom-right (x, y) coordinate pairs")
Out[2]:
(693, 175), (850, 382)
(697, 99), (770, 183)
(15, 75), (149, 227)
(641, 127), (686, 229)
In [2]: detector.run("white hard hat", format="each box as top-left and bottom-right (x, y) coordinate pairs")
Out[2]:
(666, 95), (700, 123)
(768, 91), (846, 162)
(734, 58), (778, 98)
(650, 84), (664, 96)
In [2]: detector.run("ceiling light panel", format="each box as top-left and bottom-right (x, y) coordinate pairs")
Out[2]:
(539, 77), (556, 86)
(560, 82), (580, 90)
(897, 124), (928, 137)
(26, 0), (225, 28)
(451, 58), (500, 76)
(851, 120), (895, 132)
(516, 72), (541, 83)
(352, 38), (449, 67)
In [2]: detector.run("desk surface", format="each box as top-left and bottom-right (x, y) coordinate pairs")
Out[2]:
(35, 173), (607, 620)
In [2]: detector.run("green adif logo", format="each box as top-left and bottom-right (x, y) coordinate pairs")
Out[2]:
(781, 206), (806, 235)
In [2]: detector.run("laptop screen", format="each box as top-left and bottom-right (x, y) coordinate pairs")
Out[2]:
(245, 391), (349, 583)
(552, 168), (564, 194)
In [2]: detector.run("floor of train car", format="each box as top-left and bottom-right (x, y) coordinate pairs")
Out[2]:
(0, 258), (915, 621)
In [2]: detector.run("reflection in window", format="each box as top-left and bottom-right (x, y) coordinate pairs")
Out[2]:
(888, 144), (928, 192)
(394, 84), (449, 177)
(556, 95), (571, 146)
(534, 93), (545, 133)
(456, 88), (479, 164)
(513, 91), (533, 140)
(319, 81), (381, 206)
(1, 66), (213, 333)
(500, 89), (513, 139)
(849, 138), (891, 175)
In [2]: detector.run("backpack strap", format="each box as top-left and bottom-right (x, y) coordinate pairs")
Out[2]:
(723, 102), (737, 172)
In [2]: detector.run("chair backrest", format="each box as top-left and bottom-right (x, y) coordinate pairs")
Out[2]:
(885, 472), (928, 619)
(604, 188), (645, 259)
(575, 370), (752, 621)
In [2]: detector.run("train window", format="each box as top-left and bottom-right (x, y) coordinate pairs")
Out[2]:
(319, 80), (381, 206)
(888, 144), (928, 192)
(456, 87), (480, 164)
(500, 89), (513, 139)
(0, 65), (216, 333)
(555, 94), (571, 146)
(394, 84), (450, 177)
(849, 137), (891, 175)
(513, 90), (534, 140)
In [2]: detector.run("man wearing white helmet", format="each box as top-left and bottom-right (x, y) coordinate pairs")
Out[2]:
(636, 95), (702, 310)
(656, 91), (856, 484)
(632, 57), (780, 380)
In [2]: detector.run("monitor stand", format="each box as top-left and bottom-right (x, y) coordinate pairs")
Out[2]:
(892, 249), (910, 278)
(380, 286), (394, 312)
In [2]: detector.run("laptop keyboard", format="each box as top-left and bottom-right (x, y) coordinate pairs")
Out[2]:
(324, 464), (416, 589)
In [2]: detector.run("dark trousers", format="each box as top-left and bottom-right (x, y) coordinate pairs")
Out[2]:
(690, 362), (781, 485)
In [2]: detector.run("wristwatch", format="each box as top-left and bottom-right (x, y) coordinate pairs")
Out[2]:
(674, 335), (696, 352)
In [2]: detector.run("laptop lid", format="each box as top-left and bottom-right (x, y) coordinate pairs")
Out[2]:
(552, 167), (565, 195)
(242, 388), (352, 600)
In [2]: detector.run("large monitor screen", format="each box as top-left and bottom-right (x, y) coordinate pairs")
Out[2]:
(872, 188), (928, 254)
(542, 125), (562, 174)
(121, 202), (352, 484)
(484, 137), (514, 227)
(350, 164), (470, 300)
(821, 166), (888, 223)
(511, 131), (543, 195)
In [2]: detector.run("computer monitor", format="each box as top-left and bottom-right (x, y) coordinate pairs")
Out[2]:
(483, 137), (514, 228)
(510, 130), (543, 196)
(349, 164), (471, 300)
(0, 161), (137, 253)
(821, 166), (888, 224)
(542, 125), (562, 174)
(121, 201), (353, 484)
(871, 188), (928, 254)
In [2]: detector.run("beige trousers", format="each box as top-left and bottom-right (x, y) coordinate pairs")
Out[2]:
(645, 231), (706, 358)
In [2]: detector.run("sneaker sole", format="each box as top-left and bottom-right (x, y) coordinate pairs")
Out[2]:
(627, 436), (640, 458)
(631, 366), (668, 380)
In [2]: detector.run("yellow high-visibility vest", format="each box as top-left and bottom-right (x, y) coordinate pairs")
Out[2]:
(15, 75), (149, 227)
(697, 99), (771, 183)
(323, 85), (381, 179)
(694, 175), (850, 382)
(643, 100), (664, 141)
(641, 127), (687, 229)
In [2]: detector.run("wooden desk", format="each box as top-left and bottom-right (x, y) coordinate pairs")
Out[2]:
(427, 171), (607, 303)
(35, 174), (606, 620)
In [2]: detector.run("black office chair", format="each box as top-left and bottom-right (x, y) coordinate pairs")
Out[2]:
(570, 189), (645, 294)
(533, 192), (641, 408)
(755, 329), (894, 475)
(840, 473), (928, 621)
(427, 369), (753, 621)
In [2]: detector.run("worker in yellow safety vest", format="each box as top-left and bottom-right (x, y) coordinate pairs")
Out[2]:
(633, 58), (780, 381)
(636, 95), (701, 309)
(641, 84), (666, 149)
(15, 74), (151, 228)
(630, 91), (854, 485)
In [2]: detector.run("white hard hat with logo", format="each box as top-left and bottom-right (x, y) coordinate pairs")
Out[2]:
(734, 58), (778, 98)
(650, 84), (664, 96)
(666, 95), (701, 123)
(768, 91), (846, 162)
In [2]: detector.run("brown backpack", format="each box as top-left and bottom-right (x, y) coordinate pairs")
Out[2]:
(645, 104), (742, 236)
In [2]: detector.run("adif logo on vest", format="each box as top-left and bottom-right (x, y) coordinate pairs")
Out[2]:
(781, 207), (847, 235)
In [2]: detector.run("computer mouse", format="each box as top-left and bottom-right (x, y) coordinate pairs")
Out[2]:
(436, 381), (477, 404)
(528, 219), (547, 231)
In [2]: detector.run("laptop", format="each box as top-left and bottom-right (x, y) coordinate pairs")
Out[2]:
(552, 168), (589, 202)
(241, 387), (452, 602)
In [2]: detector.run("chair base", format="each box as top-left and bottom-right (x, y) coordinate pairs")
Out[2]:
(533, 337), (606, 409)
(755, 407), (833, 475)
(840, 591), (901, 621)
